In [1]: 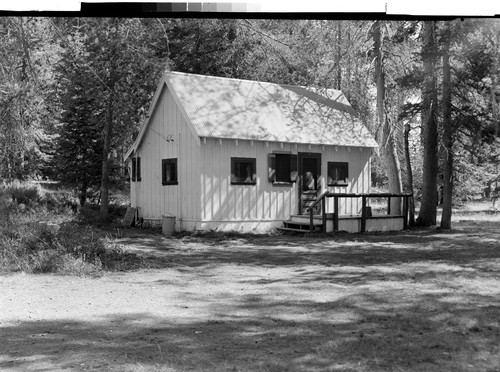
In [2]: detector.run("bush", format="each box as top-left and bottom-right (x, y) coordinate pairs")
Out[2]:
(3, 181), (43, 206)
(44, 190), (79, 214)
(0, 220), (142, 276)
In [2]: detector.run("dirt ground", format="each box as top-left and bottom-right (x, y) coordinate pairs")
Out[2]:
(1, 219), (499, 372)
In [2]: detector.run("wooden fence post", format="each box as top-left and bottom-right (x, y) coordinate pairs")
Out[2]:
(361, 196), (367, 232)
(334, 196), (339, 232)
(403, 195), (409, 229)
(322, 197), (326, 233)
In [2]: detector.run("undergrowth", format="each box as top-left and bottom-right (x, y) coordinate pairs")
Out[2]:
(0, 181), (140, 276)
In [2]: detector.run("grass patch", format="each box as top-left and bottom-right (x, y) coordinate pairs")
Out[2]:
(0, 181), (140, 276)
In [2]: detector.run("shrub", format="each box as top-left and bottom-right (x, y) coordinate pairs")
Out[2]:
(77, 204), (102, 224)
(0, 181), (138, 275)
(4, 181), (43, 206)
(0, 220), (143, 276)
(44, 190), (79, 214)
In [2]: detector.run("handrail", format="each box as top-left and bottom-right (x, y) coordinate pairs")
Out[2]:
(307, 192), (414, 233)
(307, 191), (330, 232)
(307, 191), (330, 212)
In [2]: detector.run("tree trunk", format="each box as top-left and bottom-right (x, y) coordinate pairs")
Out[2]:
(79, 178), (88, 207)
(404, 123), (416, 226)
(417, 21), (439, 227)
(491, 31), (499, 137)
(99, 20), (119, 221)
(99, 90), (114, 220)
(441, 37), (453, 229)
(373, 20), (403, 214)
(336, 21), (342, 90)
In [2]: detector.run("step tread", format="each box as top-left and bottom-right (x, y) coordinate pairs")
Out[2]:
(284, 220), (322, 226)
(276, 227), (312, 233)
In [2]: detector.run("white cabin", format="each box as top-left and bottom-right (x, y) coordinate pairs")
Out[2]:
(124, 71), (379, 232)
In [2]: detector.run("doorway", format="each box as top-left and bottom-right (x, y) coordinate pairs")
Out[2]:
(298, 153), (321, 215)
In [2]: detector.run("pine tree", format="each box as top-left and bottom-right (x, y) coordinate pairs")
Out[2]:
(53, 49), (104, 206)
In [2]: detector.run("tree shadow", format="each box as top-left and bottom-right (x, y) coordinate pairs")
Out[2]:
(3, 222), (499, 371)
(114, 223), (500, 279)
(1, 292), (498, 371)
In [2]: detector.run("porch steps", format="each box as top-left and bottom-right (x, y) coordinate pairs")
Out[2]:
(277, 214), (323, 234)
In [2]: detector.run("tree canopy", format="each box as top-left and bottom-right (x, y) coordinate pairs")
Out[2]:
(1, 17), (498, 224)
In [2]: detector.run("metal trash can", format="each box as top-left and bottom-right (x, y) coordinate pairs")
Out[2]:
(162, 215), (176, 235)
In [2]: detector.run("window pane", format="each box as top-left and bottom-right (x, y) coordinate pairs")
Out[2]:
(231, 158), (256, 184)
(275, 154), (290, 182)
(162, 158), (177, 185)
(328, 162), (348, 185)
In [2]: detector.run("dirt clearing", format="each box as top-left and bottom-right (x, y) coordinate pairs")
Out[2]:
(1, 220), (499, 371)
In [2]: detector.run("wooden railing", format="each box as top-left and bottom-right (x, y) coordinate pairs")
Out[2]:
(308, 192), (414, 233)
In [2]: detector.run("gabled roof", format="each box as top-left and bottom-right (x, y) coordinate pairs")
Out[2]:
(125, 71), (377, 160)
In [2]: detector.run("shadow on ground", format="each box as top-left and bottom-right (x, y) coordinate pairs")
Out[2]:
(1, 294), (499, 372)
(2, 221), (499, 371)
(114, 221), (500, 276)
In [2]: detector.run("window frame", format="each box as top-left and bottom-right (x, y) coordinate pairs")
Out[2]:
(162, 158), (178, 186)
(327, 161), (349, 186)
(268, 152), (297, 185)
(231, 157), (257, 185)
(131, 157), (141, 182)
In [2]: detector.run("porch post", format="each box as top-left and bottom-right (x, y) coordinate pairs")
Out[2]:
(361, 195), (367, 232)
(322, 197), (326, 233)
(403, 195), (409, 230)
(334, 196), (339, 231)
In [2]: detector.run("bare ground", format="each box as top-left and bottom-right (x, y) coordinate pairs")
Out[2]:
(1, 219), (499, 372)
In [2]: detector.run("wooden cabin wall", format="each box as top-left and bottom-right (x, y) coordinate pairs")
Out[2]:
(132, 85), (200, 227)
(324, 146), (371, 215)
(198, 138), (371, 228)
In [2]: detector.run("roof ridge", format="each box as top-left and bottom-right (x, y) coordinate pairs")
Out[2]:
(166, 71), (345, 96)
(166, 70), (278, 88)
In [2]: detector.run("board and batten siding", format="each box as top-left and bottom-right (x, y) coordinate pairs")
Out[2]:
(196, 138), (371, 231)
(131, 84), (200, 228)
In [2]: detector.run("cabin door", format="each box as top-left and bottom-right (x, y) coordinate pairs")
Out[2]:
(298, 153), (321, 215)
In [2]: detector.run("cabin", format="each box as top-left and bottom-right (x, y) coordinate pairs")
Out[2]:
(124, 71), (411, 233)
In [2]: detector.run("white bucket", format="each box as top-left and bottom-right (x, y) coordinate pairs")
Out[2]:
(161, 215), (176, 235)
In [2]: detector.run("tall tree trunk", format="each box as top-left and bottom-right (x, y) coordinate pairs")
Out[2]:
(404, 123), (416, 226)
(441, 37), (453, 229)
(99, 20), (119, 221)
(335, 21), (342, 90)
(100, 92), (114, 220)
(373, 20), (403, 214)
(417, 21), (439, 226)
(491, 31), (499, 137)
(79, 178), (88, 207)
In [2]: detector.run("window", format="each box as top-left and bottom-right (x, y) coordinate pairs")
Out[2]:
(327, 162), (349, 186)
(268, 153), (297, 184)
(131, 157), (141, 182)
(231, 158), (256, 185)
(162, 158), (178, 185)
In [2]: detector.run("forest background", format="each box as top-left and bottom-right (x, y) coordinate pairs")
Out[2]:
(1, 17), (499, 228)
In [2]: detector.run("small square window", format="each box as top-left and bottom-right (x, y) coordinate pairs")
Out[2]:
(231, 157), (256, 185)
(162, 158), (178, 185)
(131, 157), (141, 182)
(275, 154), (291, 183)
(328, 162), (349, 186)
(268, 153), (297, 185)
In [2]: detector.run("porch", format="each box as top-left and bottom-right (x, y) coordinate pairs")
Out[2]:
(279, 193), (414, 233)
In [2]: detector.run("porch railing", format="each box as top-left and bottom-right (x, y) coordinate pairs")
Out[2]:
(308, 192), (414, 233)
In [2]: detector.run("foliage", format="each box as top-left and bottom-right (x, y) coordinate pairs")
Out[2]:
(0, 18), (59, 180)
(0, 17), (499, 223)
(0, 211), (142, 275)
(0, 181), (140, 275)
